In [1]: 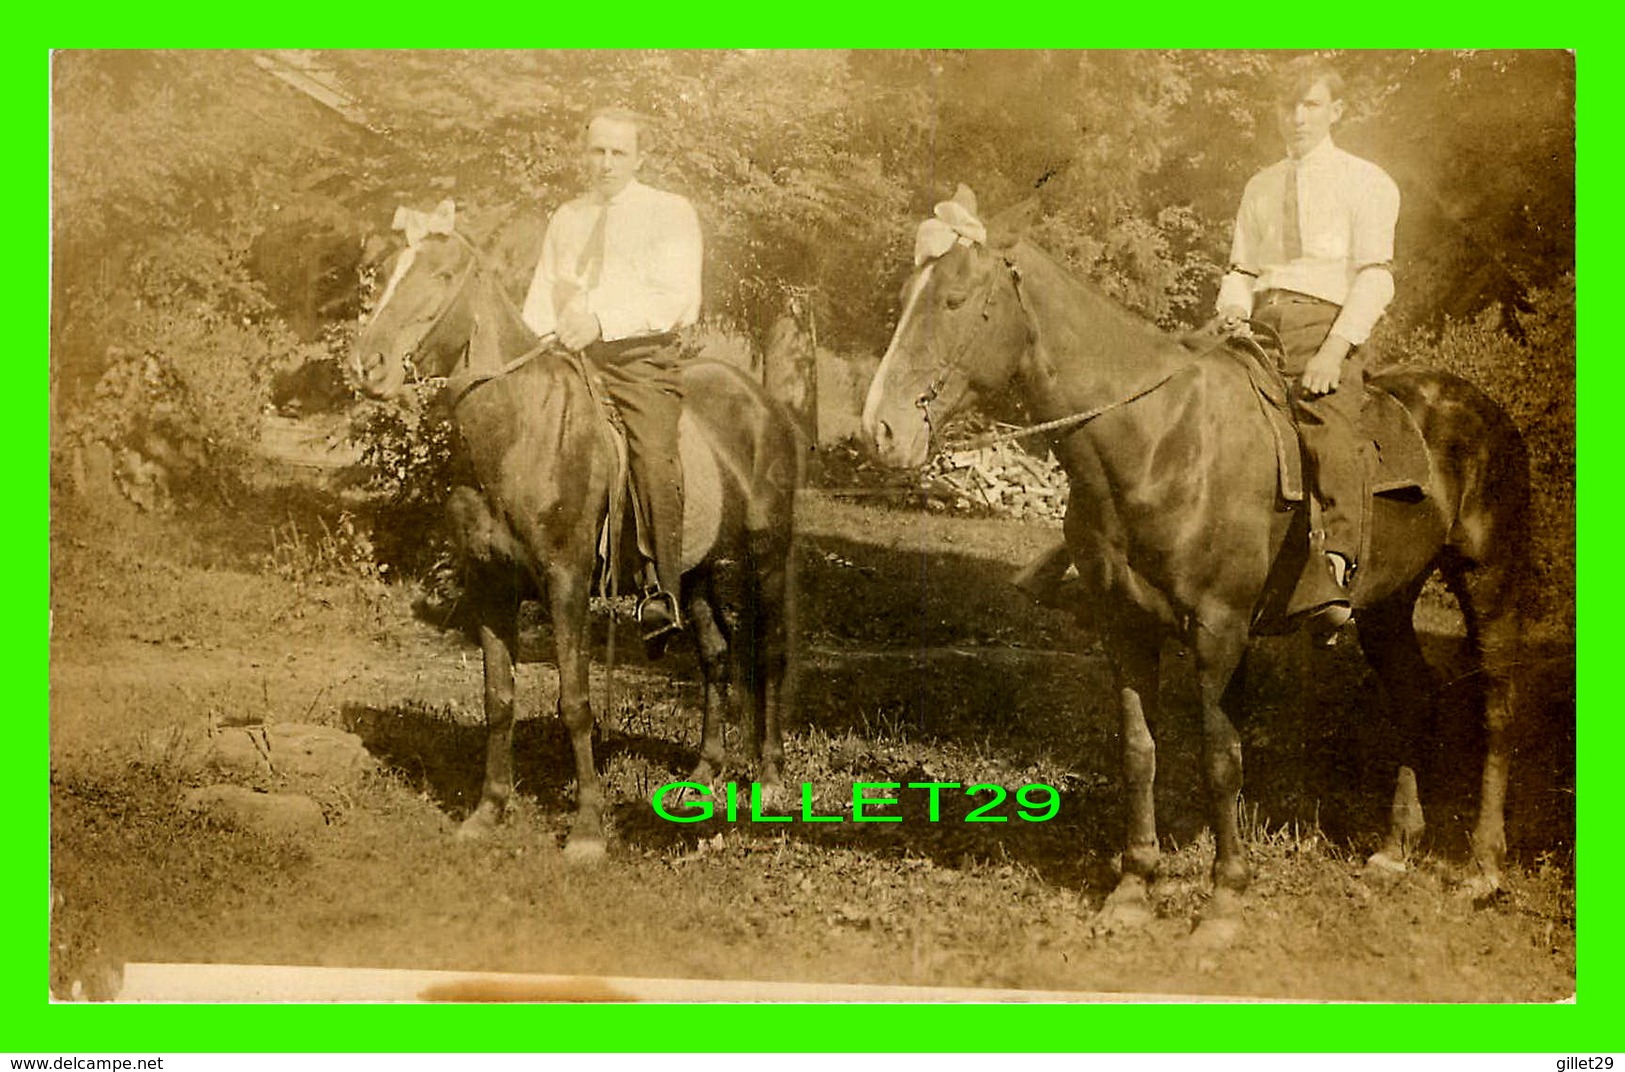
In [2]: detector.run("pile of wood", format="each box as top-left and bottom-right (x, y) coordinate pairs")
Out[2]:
(925, 439), (1069, 521)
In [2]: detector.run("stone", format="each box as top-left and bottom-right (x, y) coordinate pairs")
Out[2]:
(180, 785), (327, 838)
(206, 722), (375, 782)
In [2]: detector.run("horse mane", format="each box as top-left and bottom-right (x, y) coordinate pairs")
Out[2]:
(1006, 237), (1194, 378)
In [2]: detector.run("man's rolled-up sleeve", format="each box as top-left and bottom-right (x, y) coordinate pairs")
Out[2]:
(1331, 168), (1400, 344)
(1216, 184), (1261, 316)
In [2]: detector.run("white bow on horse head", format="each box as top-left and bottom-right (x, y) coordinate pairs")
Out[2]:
(392, 198), (457, 249)
(370, 200), (459, 324)
(914, 184), (988, 266)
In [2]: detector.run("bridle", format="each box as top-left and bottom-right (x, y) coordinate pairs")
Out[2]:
(377, 230), (551, 407)
(912, 253), (1008, 433)
(395, 231), (482, 383)
(905, 246), (1195, 453)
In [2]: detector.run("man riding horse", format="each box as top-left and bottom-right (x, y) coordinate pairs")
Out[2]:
(520, 106), (700, 648)
(1018, 58), (1398, 643)
(1215, 56), (1401, 639)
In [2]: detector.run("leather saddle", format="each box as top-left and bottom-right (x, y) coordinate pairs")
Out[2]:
(1220, 335), (1430, 506)
(1216, 336), (1434, 632)
(578, 361), (722, 597)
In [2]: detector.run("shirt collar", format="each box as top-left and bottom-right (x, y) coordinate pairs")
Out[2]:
(597, 178), (646, 208)
(1291, 136), (1339, 168)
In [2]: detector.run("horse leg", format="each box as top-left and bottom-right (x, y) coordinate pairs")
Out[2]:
(747, 525), (793, 792)
(1092, 632), (1162, 935)
(684, 579), (731, 787)
(458, 565), (521, 840)
(546, 561), (606, 863)
(1191, 616), (1251, 948)
(1443, 556), (1520, 900)
(1355, 588), (1435, 874)
(753, 572), (790, 796)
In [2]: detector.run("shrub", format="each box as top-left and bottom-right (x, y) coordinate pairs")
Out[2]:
(349, 383), (462, 582)
(57, 303), (324, 507)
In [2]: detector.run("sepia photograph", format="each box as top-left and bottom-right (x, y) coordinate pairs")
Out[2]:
(47, 49), (1576, 1005)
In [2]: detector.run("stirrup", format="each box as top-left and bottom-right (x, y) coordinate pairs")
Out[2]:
(1306, 554), (1353, 647)
(636, 588), (684, 638)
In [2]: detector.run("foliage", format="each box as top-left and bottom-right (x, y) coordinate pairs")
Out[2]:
(348, 384), (462, 580)
(265, 511), (382, 587)
(58, 307), (323, 505)
(52, 51), (359, 501)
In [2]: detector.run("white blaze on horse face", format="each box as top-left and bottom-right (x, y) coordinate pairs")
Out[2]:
(350, 245), (420, 398)
(368, 246), (417, 326)
(863, 263), (937, 468)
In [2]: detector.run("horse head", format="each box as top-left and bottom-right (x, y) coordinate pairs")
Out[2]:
(861, 187), (1034, 468)
(350, 200), (480, 399)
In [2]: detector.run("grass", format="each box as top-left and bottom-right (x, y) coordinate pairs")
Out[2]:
(47, 475), (1577, 1002)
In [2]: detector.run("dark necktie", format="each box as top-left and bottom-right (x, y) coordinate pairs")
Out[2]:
(1282, 158), (1303, 261)
(576, 203), (608, 290)
(555, 203), (608, 318)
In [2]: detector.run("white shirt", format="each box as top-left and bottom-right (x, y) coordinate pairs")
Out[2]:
(521, 178), (703, 343)
(1216, 136), (1401, 345)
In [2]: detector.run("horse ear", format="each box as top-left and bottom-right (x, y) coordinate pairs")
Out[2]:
(987, 197), (1039, 250)
(951, 183), (979, 218)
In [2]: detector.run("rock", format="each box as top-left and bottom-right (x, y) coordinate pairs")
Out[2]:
(181, 785), (327, 838)
(207, 726), (274, 777)
(269, 722), (376, 780)
(206, 722), (375, 782)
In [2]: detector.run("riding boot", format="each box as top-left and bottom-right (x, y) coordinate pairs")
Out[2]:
(1303, 549), (1353, 647)
(632, 453), (686, 655)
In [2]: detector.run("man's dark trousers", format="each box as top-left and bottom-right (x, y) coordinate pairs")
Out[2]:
(1253, 291), (1366, 569)
(588, 336), (685, 601)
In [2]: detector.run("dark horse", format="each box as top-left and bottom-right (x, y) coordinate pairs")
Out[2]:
(862, 193), (1528, 942)
(350, 206), (802, 859)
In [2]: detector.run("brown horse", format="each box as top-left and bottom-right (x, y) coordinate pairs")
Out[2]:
(350, 206), (802, 859)
(862, 192), (1529, 943)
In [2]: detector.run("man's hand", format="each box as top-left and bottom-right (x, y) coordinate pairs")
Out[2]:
(1300, 333), (1354, 396)
(558, 301), (602, 352)
(1216, 303), (1250, 336)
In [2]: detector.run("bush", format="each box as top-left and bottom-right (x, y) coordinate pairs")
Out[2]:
(349, 383), (462, 583)
(1391, 277), (1576, 632)
(57, 304), (324, 508)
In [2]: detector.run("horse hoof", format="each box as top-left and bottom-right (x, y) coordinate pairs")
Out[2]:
(1189, 915), (1241, 953)
(1090, 882), (1154, 937)
(562, 838), (607, 865)
(755, 782), (794, 813)
(1457, 873), (1505, 907)
(1364, 851), (1408, 878)
(456, 812), (499, 841)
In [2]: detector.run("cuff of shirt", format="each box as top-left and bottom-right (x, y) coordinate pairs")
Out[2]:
(1216, 272), (1257, 317)
(589, 300), (642, 344)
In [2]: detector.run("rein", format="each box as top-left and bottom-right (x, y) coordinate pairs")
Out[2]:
(955, 364), (1192, 452)
(399, 231), (556, 411)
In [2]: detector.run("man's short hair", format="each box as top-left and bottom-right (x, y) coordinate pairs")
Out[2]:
(583, 106), (655, 151)
(1274, 56), (1345, 105)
